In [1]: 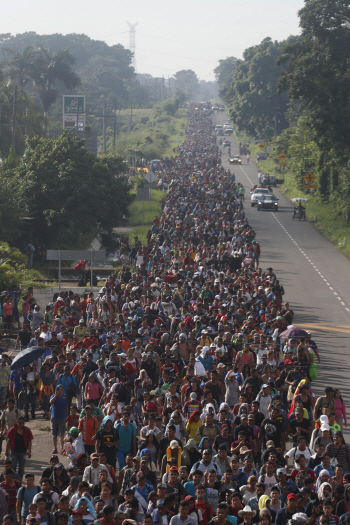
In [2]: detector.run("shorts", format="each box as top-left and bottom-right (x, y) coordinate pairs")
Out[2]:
(51, 418), (66, 437)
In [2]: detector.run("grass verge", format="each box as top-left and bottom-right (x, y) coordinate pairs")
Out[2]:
(252, 156), (350, 258)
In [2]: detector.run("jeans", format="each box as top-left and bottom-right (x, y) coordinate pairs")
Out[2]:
(23, 392), (36, 419)
(42, 393), (51, 414)
(10, 451), (27, 480)
(14, 388), (22, 409)
(117, 449), (130, 469)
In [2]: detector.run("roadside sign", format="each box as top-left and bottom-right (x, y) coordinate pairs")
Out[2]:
(144, 171), (157, 183)
(266, 146), (272, 153)
(63, 114), (85, 129)
(63, 95), (86, 130)
(278, 152), (287, 161)
(137, 188), (150, 201)
(303, 184), (317, 189)
(259, 143), (265, 150)
(63, 96), (85, 114)
(278, 161), (288, 166)
(304, 172), (316, 184)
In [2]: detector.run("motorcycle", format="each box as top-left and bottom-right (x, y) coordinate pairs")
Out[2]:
(292, 206), (306, 220)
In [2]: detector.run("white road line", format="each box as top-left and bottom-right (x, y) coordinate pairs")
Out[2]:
(270, 212), (348, 311)
(238, 165), (254, 186)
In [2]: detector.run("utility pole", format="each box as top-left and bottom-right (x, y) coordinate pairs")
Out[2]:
(11, 85), (17, 148)
(113, 98), (117, 152)
(103, 104), (106, 153)
(76, 98), (79, 130)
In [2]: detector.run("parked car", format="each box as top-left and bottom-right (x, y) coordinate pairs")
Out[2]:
(262, 174), (277, 186)
(257, 152), (267, 160)
(250, 187), (273, 207)
(257, 195), (279, 211)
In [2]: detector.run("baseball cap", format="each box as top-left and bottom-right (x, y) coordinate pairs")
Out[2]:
(320, 424), (330, 431)
(70, 476), (80, 486)
(277, 468), (286, 475)
(287, 494), (297, 500)
(170, 440), (179, 449)
(295, 408), (303, 415)
(266, 440), (275, 448)
(157, 483), (167, 489)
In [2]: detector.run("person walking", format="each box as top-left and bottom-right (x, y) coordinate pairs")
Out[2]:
(50, 385), (68, 454)
(5, 416), (33, 481)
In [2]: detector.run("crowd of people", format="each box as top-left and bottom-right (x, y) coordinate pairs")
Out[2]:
(0, 102), (349, 525)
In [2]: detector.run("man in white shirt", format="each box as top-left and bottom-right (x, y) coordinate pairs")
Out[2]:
(284, 437), (315, 469)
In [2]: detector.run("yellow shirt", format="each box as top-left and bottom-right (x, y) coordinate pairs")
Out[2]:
(74, 326), (86, 342)
(186, 420), (202, 444)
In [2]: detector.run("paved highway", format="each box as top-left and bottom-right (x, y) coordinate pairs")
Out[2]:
(214, 111), (350, 436)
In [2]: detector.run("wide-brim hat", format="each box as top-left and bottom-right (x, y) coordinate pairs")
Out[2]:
(238, 506), (256, 517)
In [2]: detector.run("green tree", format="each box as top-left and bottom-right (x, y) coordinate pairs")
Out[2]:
(0, 80), (46, 156)
(7, 132), (134, 246)
(0, 242), (27, 289)
(277, 0), (350, 154)
(214, 56), (237, 97)
(173, 70), (199, 100)
(222, 37), (294, 139)
(31, 46), (81, 120)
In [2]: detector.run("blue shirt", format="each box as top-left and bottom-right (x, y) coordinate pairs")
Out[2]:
(10, 370), (25, 389)
(50, 394), (67, 420)
(314, 462), (335, 478)
(115, 422), (136, 451)
(227, 516), (238, 525)
(183, 481), (208, 499)
(57, 374), (77, 395)
(17, 486), (40, 516)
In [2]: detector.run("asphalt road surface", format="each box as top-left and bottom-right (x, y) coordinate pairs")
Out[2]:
(214, 111), (350, 438)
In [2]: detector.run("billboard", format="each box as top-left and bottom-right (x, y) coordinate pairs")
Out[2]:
(63, 95), (85, 130)
(63, 114), (85, 129)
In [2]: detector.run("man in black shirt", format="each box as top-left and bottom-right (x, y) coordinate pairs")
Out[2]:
(158, 425), (182, 468)
(259, 408), (285, 450)
(289, 408), (312, 446)
(16, 323), (32, 350)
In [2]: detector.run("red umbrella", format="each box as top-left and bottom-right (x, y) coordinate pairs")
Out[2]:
(279, 328), (310, 338)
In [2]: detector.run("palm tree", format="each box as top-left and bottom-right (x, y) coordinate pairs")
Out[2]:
(3, 45), (81, 123)
(1, 46), (37, 88)
(30, 46), (81, 120)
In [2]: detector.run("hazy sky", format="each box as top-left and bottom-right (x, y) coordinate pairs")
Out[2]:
(2, 0), (305, 81)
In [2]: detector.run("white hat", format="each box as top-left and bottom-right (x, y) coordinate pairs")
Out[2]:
(320, 424), (330, 431)
(190, 393), (197, 400)
(238, 506), (256, 517)
(320, 415), (329, 424)
(292, 513), (308, 523)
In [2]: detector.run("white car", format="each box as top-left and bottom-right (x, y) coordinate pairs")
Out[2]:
(223, 122), (231, 128)
(250, 187), (273, 207)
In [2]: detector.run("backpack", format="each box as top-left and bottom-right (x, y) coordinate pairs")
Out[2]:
(0, 487), (8, 521)
(21, 486), (41, 513)
(294, 469), (311, 488)
(74, 261), (85, 271)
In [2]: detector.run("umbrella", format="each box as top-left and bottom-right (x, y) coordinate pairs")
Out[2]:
(292, 198), (308, 203)
(10, 346), (47, 371)
(280, 328), (310, 339)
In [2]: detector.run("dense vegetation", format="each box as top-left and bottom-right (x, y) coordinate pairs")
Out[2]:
(0, 133), (134, 247)
(217, 0), (350, 223)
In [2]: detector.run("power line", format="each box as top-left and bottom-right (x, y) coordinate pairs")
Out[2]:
(136, 31), (241, 53)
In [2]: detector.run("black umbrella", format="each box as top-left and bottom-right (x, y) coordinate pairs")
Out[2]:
(10, 346), (47, 371)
